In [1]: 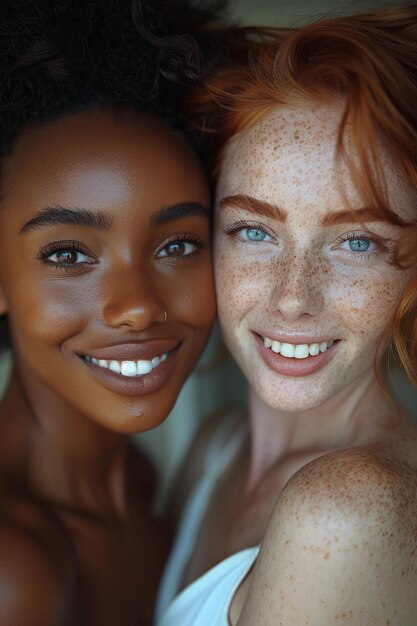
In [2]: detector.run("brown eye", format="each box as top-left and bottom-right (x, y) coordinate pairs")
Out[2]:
(55, 250), (79, 263)
(157, 240), (198, 258)
(44, 248), (91, 265)
(39, 240), (97, 270)
(166, 242), (186, 256)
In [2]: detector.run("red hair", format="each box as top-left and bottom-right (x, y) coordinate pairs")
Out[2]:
(186, 5), (417, 384)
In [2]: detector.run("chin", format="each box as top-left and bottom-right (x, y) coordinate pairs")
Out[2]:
(73, 386), (180, 435)
(86, 407), (171, 435)
(258, 386), (328, 413)
(251, 371), (346, 413)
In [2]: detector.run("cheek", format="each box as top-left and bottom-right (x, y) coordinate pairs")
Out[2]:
(215, 240), (271, 324)
(169, 258), (216, 330)
(329, 267), (408, 338)
(8, 277), (90, 348)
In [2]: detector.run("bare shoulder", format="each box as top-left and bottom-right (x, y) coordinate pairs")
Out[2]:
(238, 445), (417, 626)
(0, 500), (78, 626)
(284, 442), (417, 513)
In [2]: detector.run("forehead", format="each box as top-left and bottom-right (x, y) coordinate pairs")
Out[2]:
(218, 105), (346, 206)
(217, 104), (411, 219)
(237, 105), (341, 153)
(1, 109), (205, 213)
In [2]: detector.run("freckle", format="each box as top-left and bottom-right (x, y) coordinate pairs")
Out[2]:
(323, 551), (330, 559)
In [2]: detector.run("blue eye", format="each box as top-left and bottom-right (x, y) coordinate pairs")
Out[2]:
(244, 228), (269, 242)
(348, 238), (371, 252)
(338, 236), (377, 254)
(224, 221), (275, 245)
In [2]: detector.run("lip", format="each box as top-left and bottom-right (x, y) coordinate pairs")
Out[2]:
(78, 341), (182, 397)
(76, 339), (181, 361)
(253, 332), (340, 377)
(254, 331), (338, 345)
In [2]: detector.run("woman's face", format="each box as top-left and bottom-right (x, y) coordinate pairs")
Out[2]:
(0, 109), (215, 432)
(215, 104), (415, 412)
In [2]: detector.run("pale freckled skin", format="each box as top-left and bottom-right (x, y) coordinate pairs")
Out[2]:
(215, 105), (413, 412)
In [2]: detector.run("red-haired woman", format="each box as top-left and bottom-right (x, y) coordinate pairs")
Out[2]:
(157, 6), (417, 625)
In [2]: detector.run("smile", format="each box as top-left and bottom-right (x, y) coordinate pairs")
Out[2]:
(262, 337), (335, 359)
(82, 353), (169, 377)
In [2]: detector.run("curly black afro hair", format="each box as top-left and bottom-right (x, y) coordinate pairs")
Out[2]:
(0, 0), (228, 348)
(0, 0), (227, 157)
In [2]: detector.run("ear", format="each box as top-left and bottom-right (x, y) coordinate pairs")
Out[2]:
(0, 284), (8, 316)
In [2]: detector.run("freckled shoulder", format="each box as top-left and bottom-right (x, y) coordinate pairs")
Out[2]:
(0, 500), (79, 626)
(238, 447), (417, 626)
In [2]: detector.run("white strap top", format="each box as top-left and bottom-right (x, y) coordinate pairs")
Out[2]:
(157, 548), (259, 626)
(155, 412), (258, 626)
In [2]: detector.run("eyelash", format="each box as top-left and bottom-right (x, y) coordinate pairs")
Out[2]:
(224, 222), (393, 261)
(223, 220), (276, 243)
(156, 233), (206, 261)
(38, 232), (206, 273)
(332, 231), (394, 261)
(38, 240), (96, 272)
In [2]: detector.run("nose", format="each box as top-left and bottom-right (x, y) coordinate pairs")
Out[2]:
(270, 249), (324, 322)
(101, 264), (165, 330)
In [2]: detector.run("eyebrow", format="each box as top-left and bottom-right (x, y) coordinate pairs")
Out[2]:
(219, 194), (409, 227)
(321, 207), (409, 227)
(219, 195), (286, 222)
(19, 201), (209, 235)
(19, 206), (113, 234)
(149, 202), (209, 226)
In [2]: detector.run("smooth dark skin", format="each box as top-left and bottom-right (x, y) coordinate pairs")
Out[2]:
(0, 108), (215, 625)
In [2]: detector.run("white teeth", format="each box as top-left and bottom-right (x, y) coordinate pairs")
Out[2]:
(294, 344), (309, 359)
(281, 343), (295, 358)
(137, 360), (153, 375)
(262, 336), (335, 359)
(271, 340), (282, 353)
(309, 343), (320, 356)
(109, 360), (121, 374)
(84, 352), (169, 376)
(121, 361), (137, 377)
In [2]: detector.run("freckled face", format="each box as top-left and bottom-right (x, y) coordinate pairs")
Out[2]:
(0, 109), (215, 432)
(215, 105), (415, 412)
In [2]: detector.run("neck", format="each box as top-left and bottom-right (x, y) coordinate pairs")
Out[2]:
(246, 371), (397, 489)
(1, 368), (130, 518)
